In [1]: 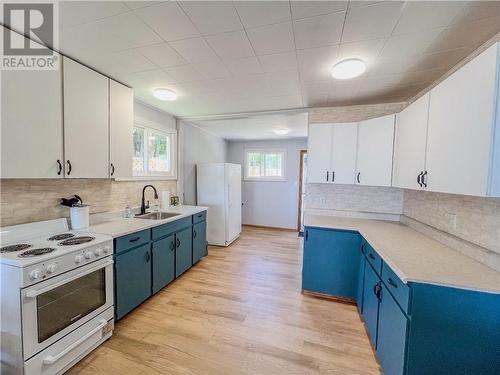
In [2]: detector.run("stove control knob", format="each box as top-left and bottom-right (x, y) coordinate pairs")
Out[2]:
(103, 245), (111, 254)
(30, 269), (41, 280)
(84, 251), (93, 260)
(94, 248), (102, 256)
(74, 254), (84, 264)
(46, 263), (58, 273)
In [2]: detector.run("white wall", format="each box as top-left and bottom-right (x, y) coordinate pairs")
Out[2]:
(180, 121), (227, 205)
(227, 138), (307, 229)
(134, 101), (176, 131)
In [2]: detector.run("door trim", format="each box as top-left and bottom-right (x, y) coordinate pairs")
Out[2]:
(298, 150), (307, 231)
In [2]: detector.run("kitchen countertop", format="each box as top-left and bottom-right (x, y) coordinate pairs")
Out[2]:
(89, 205), (207, 238)
(304, 213), (500, 294)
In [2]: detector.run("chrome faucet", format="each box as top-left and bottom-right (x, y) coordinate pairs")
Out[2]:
(140, 185), (159, 215)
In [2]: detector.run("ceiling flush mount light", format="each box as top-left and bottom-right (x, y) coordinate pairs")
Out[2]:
(153, 88), (177, 101)
(273, 128), (290, 135)
(331, 58), (366, 80)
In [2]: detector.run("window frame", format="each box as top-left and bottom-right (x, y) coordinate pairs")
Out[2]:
(244, 149), (287, 182)
(132, 117), (177, 180)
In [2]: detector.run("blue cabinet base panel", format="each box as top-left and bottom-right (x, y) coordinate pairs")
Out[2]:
(302, 225), (500, 375)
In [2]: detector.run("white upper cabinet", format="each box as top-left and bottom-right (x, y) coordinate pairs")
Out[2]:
(393, 93), (430, 190)
(109, 80), (133, 179)
(331, 123), (358, 184)
(426, 43), (500, 197)
(356, 115), (395, 187)
(1, 56), (63, 178)
(307, 123), (333, 183)
(63, 57), (109, 178)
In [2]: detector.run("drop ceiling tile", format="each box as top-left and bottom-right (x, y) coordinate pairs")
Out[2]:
(169, 37), (218, 63)
(416, 47), (471, 71)
(179, 1), (243, 35)
(426, 17), (500, 54)
(134, 2), (200, 41)
(123, 2), (159, 10)
(337, 39), (385, 67)
(193, 60), (232, 79)
(258, 52), (298, 73)
(393, 1), (466, 35)
(163, 65), (205, 83)
(206, 30), (255, 60)
(246, 22), (295, 55)
(368, 54), (420, 76)
(303, 91), (329, 107)
(132, 68), (177, 87)
(291, 1), (348, 19)
(234, 1), (291, 28)
(293, 11), (345, 49)
(342, 2), (404, 43)
(296, 45), (339, 82)
(94, 12), (162, 49)
(59, 1), (130, 29)
(452, 1), (500, 24)
(110, 49), (157, 73)
(382, 29), (442, 57)
(225, 57), (263, 76)
(138, 43), (186, 68)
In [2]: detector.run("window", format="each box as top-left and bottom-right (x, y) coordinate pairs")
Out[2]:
(244, 150), (286, 181)
(133, 124), (176, 178)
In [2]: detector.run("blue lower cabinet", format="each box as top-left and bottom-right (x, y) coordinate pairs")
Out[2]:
(115, 244), (152, 320)
(152, 235), (175, 294)
(356, 244), (366, 314)
(175, 226), (193, 277)
(302, 227), (360, 299)
(377, 283), (408, 375)
(362, 262), (381, 348)
(192, 221), (207, 264)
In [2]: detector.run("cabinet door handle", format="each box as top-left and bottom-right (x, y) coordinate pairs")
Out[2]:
(56, 160), (62, 175)
(193, 230), (197, 239)
(332, 171), (335, 182)
(368, 253), (376, 260)
(326, 171), (329, 182)
(67, 160), (72, 175)
(170, 241), (175, 252)
(417, 171), (423, 187)
(356, 172), (360, 183)
(176, 238), (181, 248)
(422, 171), (428, 188)
(129, 236), (141, 243)
(145, 251), (150, 263)
(110, 163), (115, 176)
(387, 278), (398, 288)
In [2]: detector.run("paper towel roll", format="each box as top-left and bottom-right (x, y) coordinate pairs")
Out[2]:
(161, 191), (170, 209)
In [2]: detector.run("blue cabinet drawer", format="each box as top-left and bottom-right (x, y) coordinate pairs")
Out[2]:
(364, 242), (382, 275)
(152, 217), (192, 240)
(115, 229), (150, 254)
(382, 262), (411, 314)
(193, 210), (206, 224)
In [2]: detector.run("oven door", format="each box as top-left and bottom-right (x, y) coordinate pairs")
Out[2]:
(22, 257), (114, 359)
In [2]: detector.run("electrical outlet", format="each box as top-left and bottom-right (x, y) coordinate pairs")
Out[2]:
(445, 213), (457, 230)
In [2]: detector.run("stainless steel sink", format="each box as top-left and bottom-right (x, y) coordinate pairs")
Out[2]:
(135, 212), (181, 220)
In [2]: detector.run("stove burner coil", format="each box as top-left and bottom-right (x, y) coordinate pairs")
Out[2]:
(18, 248), (56, 257)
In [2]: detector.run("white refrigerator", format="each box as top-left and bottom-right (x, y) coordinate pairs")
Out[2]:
(196, 163), (242, 246)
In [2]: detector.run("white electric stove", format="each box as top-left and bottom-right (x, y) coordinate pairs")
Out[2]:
(1, 218), (115, 375)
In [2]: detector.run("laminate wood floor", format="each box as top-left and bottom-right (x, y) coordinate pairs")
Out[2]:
(68, 226), (381, 375)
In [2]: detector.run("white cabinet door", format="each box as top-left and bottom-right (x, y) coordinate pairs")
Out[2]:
(1, 59), (63, 178)
(393, 93), (430, 190)
(307, 123), (334, 183)
(426, 44), (498, 196)
(331, 123), (357, 184)
(356, 115), (395, 187)
(63, 57), (109, 178)
(109, 80), (133, 179)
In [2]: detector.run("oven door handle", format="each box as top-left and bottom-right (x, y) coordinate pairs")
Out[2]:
(42, 318), (108, 365)
(25, 259), (114, 298)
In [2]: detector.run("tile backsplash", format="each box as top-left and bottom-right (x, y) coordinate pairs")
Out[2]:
(0, 179), (177, 227)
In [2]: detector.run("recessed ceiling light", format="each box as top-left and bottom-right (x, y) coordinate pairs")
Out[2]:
(331, 59), (366, 80)
(153, 88), (177, 101)
(273, 128), (290, 135)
